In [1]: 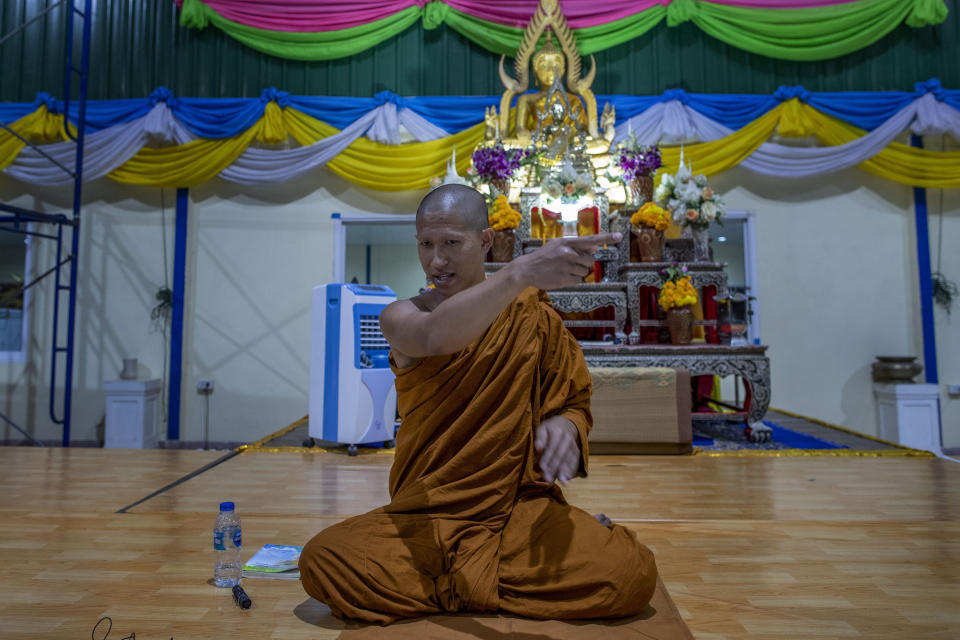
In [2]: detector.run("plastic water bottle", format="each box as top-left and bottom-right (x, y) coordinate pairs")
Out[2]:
(213, 501), (242, 587)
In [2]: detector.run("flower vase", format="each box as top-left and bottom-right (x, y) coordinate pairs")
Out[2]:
(665, 305), (694, 345)
(683, 225), (711, 262)
(489, 178), (510, 199)
(491, 229), (516, 262)
(631, 226), (664, 262)
(628, 176), (654, 206)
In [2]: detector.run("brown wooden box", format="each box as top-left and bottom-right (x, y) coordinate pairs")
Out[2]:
(587, 367), (693, 454)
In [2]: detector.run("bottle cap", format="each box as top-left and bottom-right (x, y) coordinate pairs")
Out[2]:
(219, 501), (235, 511)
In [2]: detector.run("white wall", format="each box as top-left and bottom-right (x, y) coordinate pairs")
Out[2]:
(711, 238), (746, 286)
(370, 244), (425, 299)
(345, 242), (424, 299)
(1, 161), (956, 448)
(711, 163), (959, 448)
(930, 184), (960, 450)
(0, 170), (421, 444)
(0, 179), (170, 444)
(344, 244), (367, 286)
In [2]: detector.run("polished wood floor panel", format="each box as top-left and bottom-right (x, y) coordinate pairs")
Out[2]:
(128, 452), (960, 523)
(2, 449), (958, 639)
(1, 511), (956, 639)
(0, 447), (225, 513)
(130, 452), (395, 516)
(637, 520), (960, 640)
(0, 511), (348, 639)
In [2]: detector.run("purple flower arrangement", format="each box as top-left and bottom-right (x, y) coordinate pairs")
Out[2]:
(471, 143), (532, 181)
(618, 144), (662, 181)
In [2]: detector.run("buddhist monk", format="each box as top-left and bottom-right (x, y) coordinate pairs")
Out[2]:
(299, 184), (658, 624)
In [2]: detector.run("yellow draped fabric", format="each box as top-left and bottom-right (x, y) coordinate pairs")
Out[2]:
(658, 105), (783, 178)
(657, 99), (960, 188)
(284, 106), (486, 191)
(108, 102), (288, 187)
(799, 105), (960, 188)
(0, 107), (73, 171)
(107, 104), (485, 190)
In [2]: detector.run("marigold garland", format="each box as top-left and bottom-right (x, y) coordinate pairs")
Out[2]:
(658, 276), (699, 311)
(489, 194), (521, 230)
(631, 201), (671, 231)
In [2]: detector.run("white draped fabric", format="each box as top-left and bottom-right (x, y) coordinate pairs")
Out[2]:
(219, 105), (447, 184)
(5, 103), (195, 187)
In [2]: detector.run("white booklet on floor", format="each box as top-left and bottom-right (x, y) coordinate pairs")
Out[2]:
(242, 544), (302, 580)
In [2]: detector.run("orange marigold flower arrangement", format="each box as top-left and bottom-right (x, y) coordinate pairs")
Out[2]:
(658, 263), (699, 311)
(631, 202), (671, 231)
(489, 195), (521, 230)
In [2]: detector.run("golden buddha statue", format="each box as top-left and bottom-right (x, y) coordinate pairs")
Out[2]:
(489, 0), (615, 157)
(474, 0), (626, 207)
(514, 35), (587, 145)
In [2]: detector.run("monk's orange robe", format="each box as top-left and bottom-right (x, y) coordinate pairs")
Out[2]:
(299, 288), (658, 623)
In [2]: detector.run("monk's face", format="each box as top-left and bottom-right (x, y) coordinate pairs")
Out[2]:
(416, 209), (493, 297)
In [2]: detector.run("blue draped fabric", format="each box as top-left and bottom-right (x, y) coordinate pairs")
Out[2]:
(3, 80), (958, 137)
(171, 97), (268, 138)
(803, 92), (917, 131)
(402, 96), (503, 133)
(287, 96), (379, 130)
(597, 95), (664, 121)
(598, 92), (779, 130)
(10, 92), (155, 132)
(0, 103), (37, 125)
(292, 93), (506, 133)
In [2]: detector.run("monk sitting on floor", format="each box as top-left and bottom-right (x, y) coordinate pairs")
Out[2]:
(299, 184), (658, 624)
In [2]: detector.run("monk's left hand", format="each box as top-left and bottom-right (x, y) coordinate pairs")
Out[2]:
(534, 416), (581, 485)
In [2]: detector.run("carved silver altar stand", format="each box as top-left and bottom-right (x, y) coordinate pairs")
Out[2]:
(484, 191), (771, 431)
(620, 262), (729, 344)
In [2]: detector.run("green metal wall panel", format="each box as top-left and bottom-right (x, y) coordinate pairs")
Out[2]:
(1, 0), (957, 103)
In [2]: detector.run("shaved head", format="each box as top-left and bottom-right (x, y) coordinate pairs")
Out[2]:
(417, 184), (489, 232)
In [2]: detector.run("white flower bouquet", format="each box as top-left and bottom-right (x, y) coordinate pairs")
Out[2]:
(543, 158), (594, 203)
(653, 160), (725, 229)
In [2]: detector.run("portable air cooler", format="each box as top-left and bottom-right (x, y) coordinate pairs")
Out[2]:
(309, 283), (397, 454)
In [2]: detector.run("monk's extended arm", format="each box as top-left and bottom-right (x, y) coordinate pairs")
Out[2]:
(381, 233), (620, 359)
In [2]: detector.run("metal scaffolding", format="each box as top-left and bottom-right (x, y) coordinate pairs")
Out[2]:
(0, 0), (92, 446)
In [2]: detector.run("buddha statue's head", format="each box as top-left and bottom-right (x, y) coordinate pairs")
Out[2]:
(532, 33), (565, 89)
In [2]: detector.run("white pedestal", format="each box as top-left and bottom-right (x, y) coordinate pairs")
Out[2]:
(873, 383), (942, 454)
(104, 379), (161, 449)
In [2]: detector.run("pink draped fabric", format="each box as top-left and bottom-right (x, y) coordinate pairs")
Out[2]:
(444, 1), (860, 29)
(176, 0), (866, 32)
(181, 1), (420, 32)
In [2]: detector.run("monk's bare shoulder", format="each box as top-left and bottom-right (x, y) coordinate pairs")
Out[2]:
(380, 290), (446, 370)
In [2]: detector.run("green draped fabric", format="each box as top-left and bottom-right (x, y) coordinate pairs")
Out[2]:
(180, 0), (422, 61)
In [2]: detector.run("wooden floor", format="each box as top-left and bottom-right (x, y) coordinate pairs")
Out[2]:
(1, 447), (957, 639)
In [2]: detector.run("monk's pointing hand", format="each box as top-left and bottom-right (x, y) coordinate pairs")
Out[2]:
(534, 416), (581, 485)
(510, 233), (622, 290)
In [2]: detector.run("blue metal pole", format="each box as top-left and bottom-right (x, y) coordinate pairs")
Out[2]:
(167, 188), (189, 440)
(48, 223), (64, 427)
(910, 134), (938, 385)
(60, 0), (93, 446)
